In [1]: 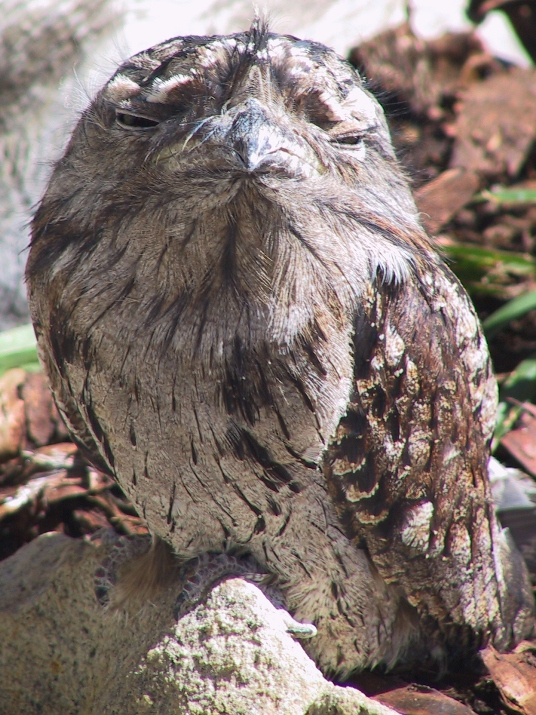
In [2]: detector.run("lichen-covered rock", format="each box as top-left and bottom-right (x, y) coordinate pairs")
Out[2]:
(0, 533), (399, 715)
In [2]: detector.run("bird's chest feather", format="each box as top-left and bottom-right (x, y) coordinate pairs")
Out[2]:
(76, 288), (357, 557)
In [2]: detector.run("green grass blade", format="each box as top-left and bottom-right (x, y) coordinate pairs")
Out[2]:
(483, 291), (536, 339)
(493, 351), (536, 450)
(442, 244), (536, 299)
(500, 352), (536, 403)
(0, 324), (40, 377)
(475, 187), (536, 205)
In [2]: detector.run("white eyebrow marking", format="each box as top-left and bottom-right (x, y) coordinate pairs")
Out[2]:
(146, 74), (194, 103)
(106, 75), (141, 101)
(317, 86), (377, 124)
(344, 87), (377, 123)
(317, 89), (345, 121)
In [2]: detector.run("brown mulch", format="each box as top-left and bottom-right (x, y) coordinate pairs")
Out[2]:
(2, 15), (536, 715)
(0, 368), (147, 562)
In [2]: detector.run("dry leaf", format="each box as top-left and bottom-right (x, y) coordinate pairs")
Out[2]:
(374, 684), (477, 715)
(480, 643), (536, 714)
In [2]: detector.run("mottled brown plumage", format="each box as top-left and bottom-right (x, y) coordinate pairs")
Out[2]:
(26, 23), (534, 677)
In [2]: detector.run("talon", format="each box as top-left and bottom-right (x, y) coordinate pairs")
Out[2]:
(282, 615), (318, 639)
(174, 552), (270, 619)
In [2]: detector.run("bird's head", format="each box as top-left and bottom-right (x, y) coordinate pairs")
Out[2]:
(99, 23), (389, 192)
(28, 23), (435, 350)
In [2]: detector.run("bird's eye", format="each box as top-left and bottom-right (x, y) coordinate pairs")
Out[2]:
(116, 112), (160, 130)
(332, 134), (363, 146)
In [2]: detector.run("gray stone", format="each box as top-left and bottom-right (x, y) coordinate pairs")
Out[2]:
(0, 0), (122, 329)
(0, 533), (400, 715)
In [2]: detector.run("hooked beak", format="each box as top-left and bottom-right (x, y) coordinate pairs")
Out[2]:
(224, 98), (325, 177)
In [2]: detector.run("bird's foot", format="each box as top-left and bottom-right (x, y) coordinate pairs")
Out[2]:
(92, 529), (152, 606)
(174, 552), (264, 616)
(174, 552), (317, 639)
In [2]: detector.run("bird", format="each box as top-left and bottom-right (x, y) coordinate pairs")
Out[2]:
(25, 21), (535, 678)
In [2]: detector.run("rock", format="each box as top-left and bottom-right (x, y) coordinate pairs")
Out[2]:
(0, 533), (400, 715)
(0, 0), (122, 330)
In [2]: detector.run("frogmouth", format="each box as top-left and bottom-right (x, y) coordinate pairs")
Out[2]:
(26, 22), (535, 677)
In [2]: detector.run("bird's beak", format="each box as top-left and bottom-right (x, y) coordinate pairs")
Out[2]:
(222, 97), (325, 177)
(226, 98), (287, 171)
